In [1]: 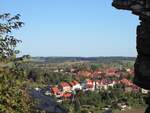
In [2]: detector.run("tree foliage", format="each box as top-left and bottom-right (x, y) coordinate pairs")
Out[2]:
(0, 13), (24, 60)
(0, 13), (32, 113)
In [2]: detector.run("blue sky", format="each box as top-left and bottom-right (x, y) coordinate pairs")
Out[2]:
(1, 0), (139, 57)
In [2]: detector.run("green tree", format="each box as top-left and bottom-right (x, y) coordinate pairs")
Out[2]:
(90, 64), (99, 71)
(0, 13), (32, 113)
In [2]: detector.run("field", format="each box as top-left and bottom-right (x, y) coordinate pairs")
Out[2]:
(116, 108), (145, 113)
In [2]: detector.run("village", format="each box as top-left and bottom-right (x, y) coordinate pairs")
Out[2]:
(34, 66), (148, 111)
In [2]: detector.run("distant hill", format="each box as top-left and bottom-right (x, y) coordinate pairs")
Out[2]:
(31, 57), (136, 63)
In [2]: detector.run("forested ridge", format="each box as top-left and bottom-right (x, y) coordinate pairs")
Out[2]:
(32, 57), (136, 63)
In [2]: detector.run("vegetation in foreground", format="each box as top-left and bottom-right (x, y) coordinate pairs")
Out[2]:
(0, 13), (39, 113)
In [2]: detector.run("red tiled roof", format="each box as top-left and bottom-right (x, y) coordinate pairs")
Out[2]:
(69, 82), (75, 87)
(69, 81), (80, 87)
(51, 87), (60, 93)
(73, 80), (79, 85)
(60, 82), (70, 87)
(78, 71), (92, 77)
(120, 79), (133, 86)
(92, 70), (102, 76)
(63, 93), (72, 98)
(86, 79), (93, 84)
(96, 79), (114, 85)
(87, 84), (93, 88)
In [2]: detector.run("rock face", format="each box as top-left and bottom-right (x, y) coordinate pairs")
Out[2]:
(134, 17), (150, 90)
(112, 0), (150, 90)
(112, 1), (150, 112)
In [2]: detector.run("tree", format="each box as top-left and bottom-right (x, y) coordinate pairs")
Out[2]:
(0, 13), (24, 60)
(0, 13), (32, 113)
(90, 64), (99, 71)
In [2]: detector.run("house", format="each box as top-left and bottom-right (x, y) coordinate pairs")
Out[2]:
(86, 79), (93, 85)
(70, 68), (77, 73)
(107, 80), (116, 87)
(53, 69), (59, 73)
(80, 82), (86, 90)
(141, 88), (149, 94)
(69, 80), (82, 91)
(34, 87), (41, 91)
(60, 69), (64, 72)
(119, 79), (133, 86)
(78, 71), (92, 77)
(125, 87), (133, 92)
(95, 79), (115, 90)
(120, 80), (140, 92)
(117, 102), (128, 111)
(131, 84), (140, 92)
(106, 68), (117, 77)
(126, 68), (134, 75)
(95, 80), (101, 89)
(51, 87), (62, 97)
(97, 79), (108, 90)
(126, 68), (131, 73)
(59, 82), (71, 92)
(85, 79), (95, 91)
(92, 70), (102, 78)
(63, 93), (72, 99)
